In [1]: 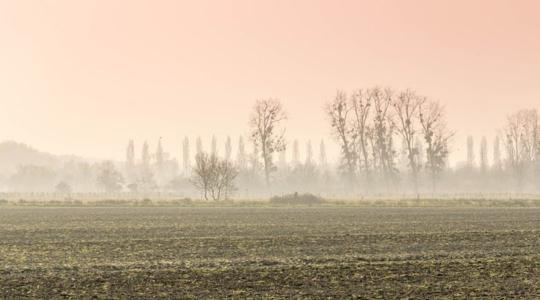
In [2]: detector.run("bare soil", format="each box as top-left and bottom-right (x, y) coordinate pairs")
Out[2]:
(0, 206), (539, 299)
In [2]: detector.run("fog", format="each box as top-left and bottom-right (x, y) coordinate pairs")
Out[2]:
(3, 2), (540, 299)
(1, 96), (538, 199)
(1, 1), (540, 200)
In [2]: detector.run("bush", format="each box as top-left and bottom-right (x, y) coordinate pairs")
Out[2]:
(140, 198), (153, 206)
(270, 193), (324, 205)
(171, 198), (192, 205)
(71, 199), (83, 206)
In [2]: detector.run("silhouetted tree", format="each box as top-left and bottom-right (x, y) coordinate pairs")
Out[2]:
(305, 140), (313, 165)
(139, 141), (155, 191)
(249, 99), (287, 187)
(292, 139), (299, 166)
(196, 136), (203, 155)
(191, 153), (214, 200)
(371, 88), (397, 190)
(504, 109), (540, 191)
(278, 148), (287, 170)
(191, 152), (238, 200)
(156, 138), (164, 167)
(326, 91), (357, 187)
(55, 181), (72, 195)
(126, 139), (135, 173)
(419, 101), (453, 192)
(182, 137), (190, 175)
(467, 135), (475, 168)
(393, 89), (424, 194)
(319, 139), (328, 169)
(480, 136), (488, 173)
(97, 161), (124, 193)
(225, 136), (232, 161)
(351, 89), (373, 187)
(237, 136), (247, 170)
(141, 141), (150, 169)
(493, 135), (502, 169)
(211, 135), (217, 156)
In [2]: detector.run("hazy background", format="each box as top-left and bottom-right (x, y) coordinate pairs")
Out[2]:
(1, 0), (539, 163)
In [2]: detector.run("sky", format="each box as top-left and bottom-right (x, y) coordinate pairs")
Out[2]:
(0, 0), (539, 164)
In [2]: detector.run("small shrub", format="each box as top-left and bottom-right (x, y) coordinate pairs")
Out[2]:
(141, 198), (153, 206)
(169, 198), (192, 205)
(71, 199), (83, 206)
(269, 192), (324, 205)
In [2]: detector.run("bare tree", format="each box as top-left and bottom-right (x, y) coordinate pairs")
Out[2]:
(97, 161), (124, 193)
(519, 110), (539, 163)
(216, 158), (239, 200)
(196, 136), (203, 155)
(305, 140), (313, 165)
(155, 138), (164, 167)
(191, 153), (215, 200)
(55, 181), (72, 195)
(278, 148), (287, 170)
(371, 88), (397, 189)
(182, 137), (190, 175)
(392, 89), (425, 194)
(493, 135), (502, 169)
(141, 141), (150, 169)
(319, 139), (328, 169)
(350, 89), (373, 187)
(504, 109), (540, 191)
(249, 99), (287, 187)
(419, 101), (453, 192)
(126, 140), (135, 171)
(155, 138), (165, 179)
(480, 136), (488, 173)
(225, 136), (232, 161)
(237, 136), (247, 170)
(292, 139), (299, 166)
(191, 152), (239, 201)
(138, 141), (155, 192)
(250, 142), (263, 174)
(415, 136), (425, 167)
(467, 136), (475, 168)
(211, 135), (217, 157)
(126, 139), (135, 182)
(326, 91), (357, 187)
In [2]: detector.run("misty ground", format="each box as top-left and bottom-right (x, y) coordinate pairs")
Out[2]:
(0, 204), (539, 299)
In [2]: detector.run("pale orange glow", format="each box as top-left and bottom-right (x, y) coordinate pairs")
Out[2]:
(0, 0), (539, 162)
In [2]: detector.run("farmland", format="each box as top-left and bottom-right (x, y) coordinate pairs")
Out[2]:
(1, 205), (539, 298)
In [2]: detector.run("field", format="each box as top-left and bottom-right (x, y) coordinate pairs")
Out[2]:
(1, 204), (539, 298)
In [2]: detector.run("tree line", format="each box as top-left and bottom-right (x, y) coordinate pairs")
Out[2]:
(325, 88), (453, 195)
(3, 87), (539, 199)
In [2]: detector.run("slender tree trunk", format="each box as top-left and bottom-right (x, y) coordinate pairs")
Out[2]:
(431, 169), (436, 194)
(408, 146), (419, 197)
(360, 138), (372, 193)
(262, 143), (270, 187)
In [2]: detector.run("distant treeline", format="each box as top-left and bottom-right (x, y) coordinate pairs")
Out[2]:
(1, 87), (539, 198)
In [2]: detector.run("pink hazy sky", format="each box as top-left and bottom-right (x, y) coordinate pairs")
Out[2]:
(1, 0), (539, 162)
